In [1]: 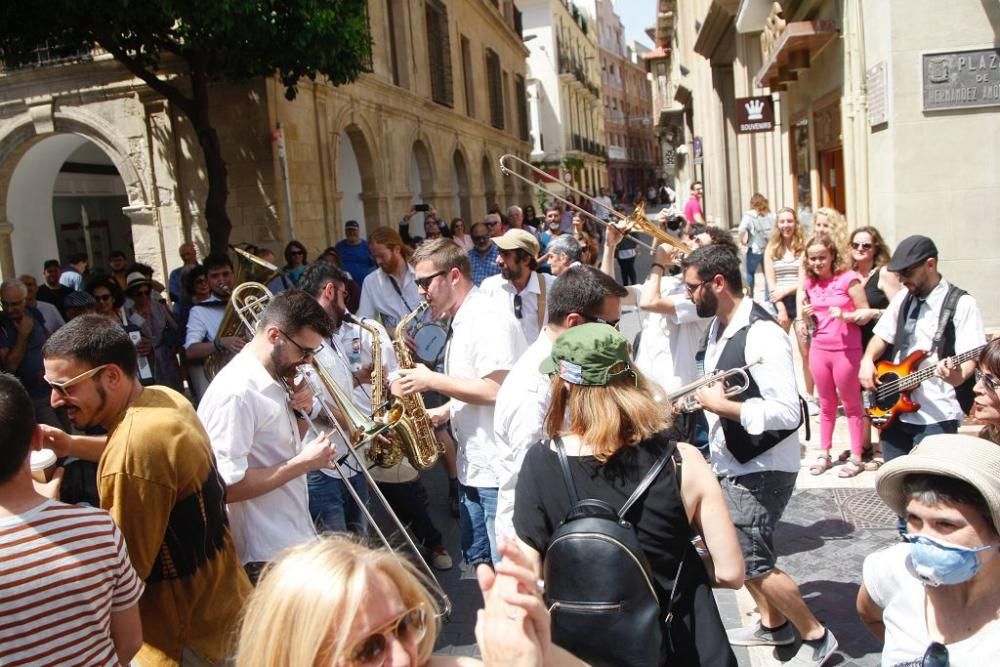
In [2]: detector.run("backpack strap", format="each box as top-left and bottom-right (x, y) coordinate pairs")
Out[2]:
(619, 439), (675, 518)
(931, 285), (966, 358)
(553, 436), (581, 505)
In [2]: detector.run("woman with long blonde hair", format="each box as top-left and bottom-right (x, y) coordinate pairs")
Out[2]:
(513, 323), (744, 666)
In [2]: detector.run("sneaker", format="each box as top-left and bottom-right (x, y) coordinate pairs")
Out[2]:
(726, 620), (796, 647)
(431, 546), (453, 571)
(792, 628), (838, 666)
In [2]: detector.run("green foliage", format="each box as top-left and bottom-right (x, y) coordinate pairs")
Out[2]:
(0, 0), (372, 101)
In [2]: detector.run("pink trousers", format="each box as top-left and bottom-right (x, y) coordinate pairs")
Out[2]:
(808, 345), (865, 456)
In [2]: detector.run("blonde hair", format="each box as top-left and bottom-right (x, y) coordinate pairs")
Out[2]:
(544, 371), (670, 462)
(410, 237), (472, 279)
(766, 206), (805, 260)
(749, 193), (770, 214)
(234, 536), (440, 667)
(369, 226), (414, 262)
(813, 207), (848, 253)
(803, 235), (848, 278)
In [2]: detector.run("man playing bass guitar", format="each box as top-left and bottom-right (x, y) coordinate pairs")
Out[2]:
(858, 236), (985, 464)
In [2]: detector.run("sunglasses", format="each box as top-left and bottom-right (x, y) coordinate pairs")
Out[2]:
(414, 270), (447, 290)
(975, 369), (999, 395)
(471, 235), (489, 243)
(44, 364), (111, 397)
(922, 641), (948, 667)
(850, 242), (873, 251)
(278, 329), (324, 358)
(346, 606), (427, 666)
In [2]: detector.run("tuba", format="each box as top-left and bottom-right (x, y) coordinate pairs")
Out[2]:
(363, 304), (443, 470)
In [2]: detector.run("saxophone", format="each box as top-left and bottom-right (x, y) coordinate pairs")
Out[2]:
(360, 304), (443, 471)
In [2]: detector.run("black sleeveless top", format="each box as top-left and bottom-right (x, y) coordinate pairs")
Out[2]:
(515, 433), (737, 666)
(862, 269), (889, 348)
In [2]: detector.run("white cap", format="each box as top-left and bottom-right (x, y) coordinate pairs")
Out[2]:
(30, 449), (57, 471)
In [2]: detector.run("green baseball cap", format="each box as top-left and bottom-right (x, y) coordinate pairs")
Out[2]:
(539, 322), (635, 386)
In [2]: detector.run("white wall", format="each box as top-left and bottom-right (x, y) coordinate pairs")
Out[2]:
(337, 134), (366, 235)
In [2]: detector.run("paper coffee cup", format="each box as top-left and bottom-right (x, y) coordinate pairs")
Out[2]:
(30, 449), (57, 483)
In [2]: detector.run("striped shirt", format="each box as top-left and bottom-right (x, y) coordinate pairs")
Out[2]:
(0, 500), (144, 667)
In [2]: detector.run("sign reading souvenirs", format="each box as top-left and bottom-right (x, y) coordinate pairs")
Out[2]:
(923, 48), (1000, 111)
(735, 96), (775, 134)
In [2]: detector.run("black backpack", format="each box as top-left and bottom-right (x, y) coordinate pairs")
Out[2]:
(543, 436), (683, 667)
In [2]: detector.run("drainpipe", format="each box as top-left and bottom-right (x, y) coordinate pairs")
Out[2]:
(273, 123), (295, 241)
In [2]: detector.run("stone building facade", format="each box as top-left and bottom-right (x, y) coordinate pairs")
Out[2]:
(0, 0), (531, 282)
(656, 0), (1000, 326)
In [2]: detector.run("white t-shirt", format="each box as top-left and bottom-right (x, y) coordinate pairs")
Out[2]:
(480, 271), (556, 345)
(493, 331), (555, 542)
(184, 296), (226, 348)
(863, 543), (1000, 667)
(872, 280), (985, 425)
(629, 280), (708, 394)
(445, 288), (526, 487)
(198, 349), (316, 563)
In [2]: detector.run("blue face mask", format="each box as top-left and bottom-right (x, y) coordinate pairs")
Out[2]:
(904, 533), (998, 587)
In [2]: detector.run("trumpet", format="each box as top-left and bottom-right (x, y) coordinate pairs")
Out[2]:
(229, 283), (452, 617)
(498, 153), (690, 256)
(668, 358), (764, 413)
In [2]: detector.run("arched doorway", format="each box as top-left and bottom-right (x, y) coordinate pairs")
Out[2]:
(6, 134), (132, 277)
(451, 149), (471, 223)
(410, 140), (435, 227)
(337, 124), (379, 235)
(481, 154), (497, 212)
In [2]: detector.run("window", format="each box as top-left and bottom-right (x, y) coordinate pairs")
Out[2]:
(387, 0), (410, 88)
(425, 0), (453, 107)
(485, 48), (504, 129)
(461, 36), (475, 118)
(515, 74), (529, 141)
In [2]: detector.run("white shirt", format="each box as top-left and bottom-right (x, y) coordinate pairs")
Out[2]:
(703, 298), (802, 477)
(33, 301), (64, 333)
(629, 280), (708, 394)
(864, 543), (1000, 667)
(184, 296), (226, 348)
(493, 331), (554, 542)
(480, 272), (556, 344)
(357, 265), (422, 334)
(198, 348), (315, 563)
(872, 280), (985, 425)
(446, 288), (527, 487)
(595, 195), (614, 220)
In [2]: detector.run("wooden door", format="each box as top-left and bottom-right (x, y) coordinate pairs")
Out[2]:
(819, 147), (845, 214)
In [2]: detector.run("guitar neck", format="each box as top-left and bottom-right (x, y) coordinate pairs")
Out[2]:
(899, 345), (987, 391)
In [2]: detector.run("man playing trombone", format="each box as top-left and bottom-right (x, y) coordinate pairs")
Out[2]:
(197, 289), (335, 584)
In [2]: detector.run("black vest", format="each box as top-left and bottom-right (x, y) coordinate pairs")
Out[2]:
(697, 302), (803, 464)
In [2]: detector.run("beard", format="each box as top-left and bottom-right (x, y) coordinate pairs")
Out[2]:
(500, 264), (516, 281)
(695, 288), (718, 318)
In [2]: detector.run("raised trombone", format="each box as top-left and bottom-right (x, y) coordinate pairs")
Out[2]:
(229, 282), (452, 617)
(668, 358), (764, 413)
(498, 153), (690, 256)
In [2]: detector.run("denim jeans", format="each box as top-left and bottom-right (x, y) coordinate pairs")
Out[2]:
(719, 471), (797, 578)
(881, 419), (959, 463)
(378, 480), (444, 549)
(307, 471), (369, 535)
(745, 251), (768, 301)
(458, 484), (498, 566)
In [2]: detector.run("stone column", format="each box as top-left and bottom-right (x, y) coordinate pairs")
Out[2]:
(122, 205), (162, 279)
(0, 221), (14, 279)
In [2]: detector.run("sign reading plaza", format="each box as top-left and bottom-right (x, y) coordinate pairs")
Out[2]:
(735, 96), (775, 134)
(923, 48), (1000, 111)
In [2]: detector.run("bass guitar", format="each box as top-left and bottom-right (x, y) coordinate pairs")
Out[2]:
(863, 345), (985, 429)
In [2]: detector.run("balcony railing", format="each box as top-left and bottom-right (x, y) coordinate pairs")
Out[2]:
(1, 43), (95, 73)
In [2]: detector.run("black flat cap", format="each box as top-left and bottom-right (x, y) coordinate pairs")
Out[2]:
(887, 235), (938, 272)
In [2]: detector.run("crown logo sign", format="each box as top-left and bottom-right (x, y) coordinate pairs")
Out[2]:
(745, 99), (765, 121)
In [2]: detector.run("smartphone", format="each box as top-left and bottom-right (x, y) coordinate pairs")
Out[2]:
(414, 204), (430, 212)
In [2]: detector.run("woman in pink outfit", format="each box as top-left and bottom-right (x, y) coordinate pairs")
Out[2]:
(802, 236), (871, 477)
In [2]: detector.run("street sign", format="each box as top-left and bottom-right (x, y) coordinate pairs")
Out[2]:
(923, 48), (1000, 111)
(693, 136), (703, 165)
(735, 96), (775, 134)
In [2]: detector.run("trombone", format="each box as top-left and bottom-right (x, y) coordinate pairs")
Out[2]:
(229, 283), (452, 617)
(668, 358), (764, 413)
(498, 153), (689, 256)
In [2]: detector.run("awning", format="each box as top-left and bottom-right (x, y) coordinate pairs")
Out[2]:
(755, 20), (837, 90)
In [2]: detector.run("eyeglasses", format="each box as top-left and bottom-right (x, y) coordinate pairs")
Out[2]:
(579, 312), (621, 329)
(684, 279), (710, 295)
(0, 298), (24, 309)
(93, 293), (113, 302)
(44, 364), (111, 397)
(922, 641), (948, 667)
(414, 270), (447, 290)
(898, 260), (926, 278)
(471, 235), (489, 243)
(278, 329), (324, 358)
(851, 242), (873, 251)
(975, 369), (999, 395)
(345, 606), (428, 666)
(513, 294), (523, 319)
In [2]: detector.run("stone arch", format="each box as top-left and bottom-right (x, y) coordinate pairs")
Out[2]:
(336, 123), (380, 235)
(481, 152), (497, 212)
(410, 138), (435, 202)
(451, 145), (472, 224)
(0, 106), (152, 277)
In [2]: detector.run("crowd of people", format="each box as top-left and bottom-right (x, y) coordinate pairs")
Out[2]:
(1, 189), (998, 666)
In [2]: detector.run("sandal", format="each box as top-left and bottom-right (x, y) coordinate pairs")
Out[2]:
(838, 458), (865, 478)
(863, 458), (883, 472)
(809, 455), (833, 475)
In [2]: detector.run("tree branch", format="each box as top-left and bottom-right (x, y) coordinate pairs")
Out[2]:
(97, 38), (194, 117)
